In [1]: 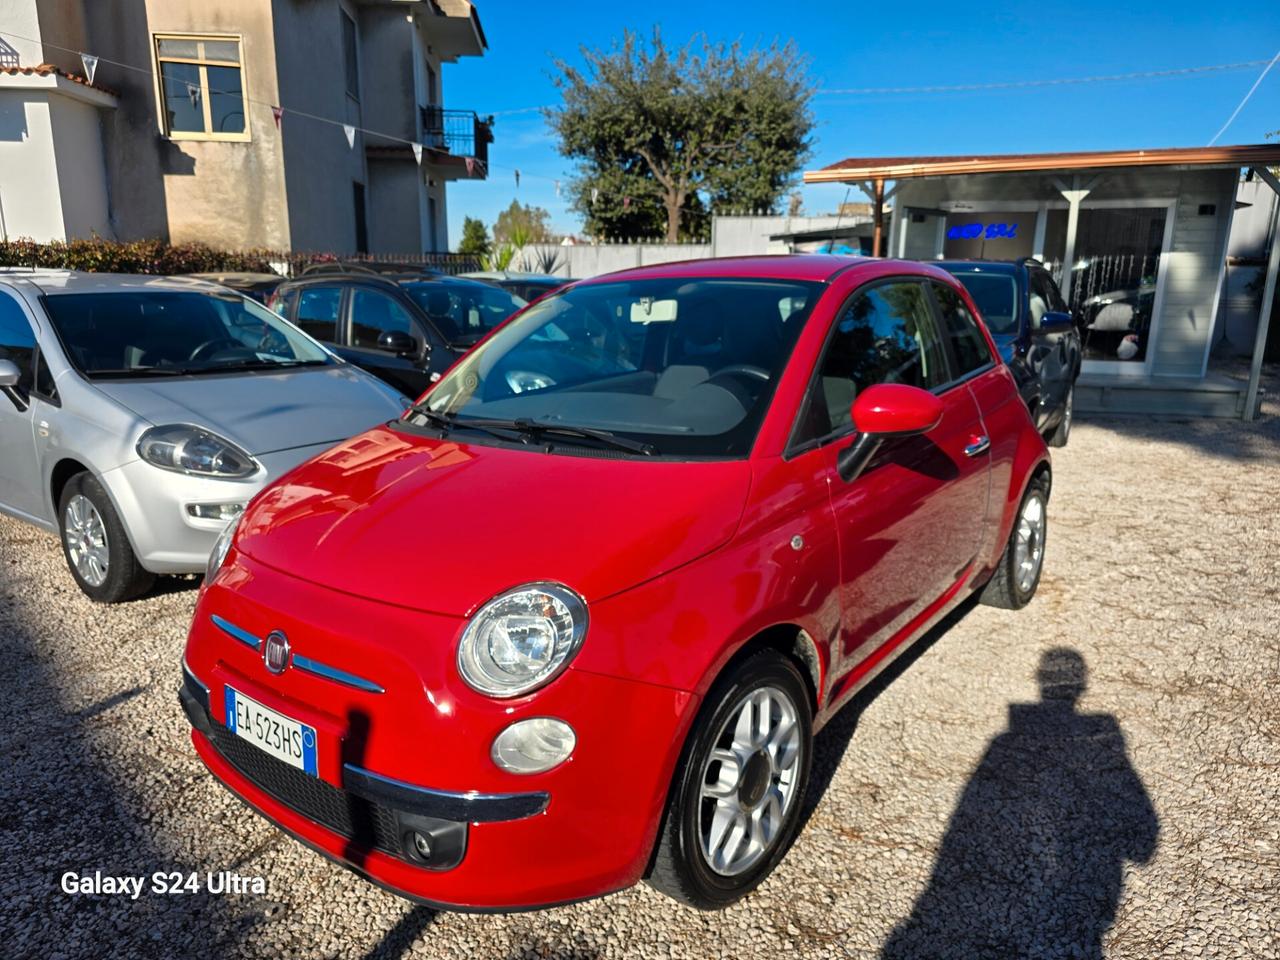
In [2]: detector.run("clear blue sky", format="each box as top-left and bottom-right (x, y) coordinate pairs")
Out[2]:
(443, 0), (1280, 245)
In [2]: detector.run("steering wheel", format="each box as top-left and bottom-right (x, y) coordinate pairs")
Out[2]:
(713, 364), (771, 382)
(188, 338), (245, 363)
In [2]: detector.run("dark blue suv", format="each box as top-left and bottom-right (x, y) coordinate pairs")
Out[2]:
(939, 259), (1082, 447)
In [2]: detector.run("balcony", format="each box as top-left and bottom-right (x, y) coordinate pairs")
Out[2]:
(419, 107), (492, 175)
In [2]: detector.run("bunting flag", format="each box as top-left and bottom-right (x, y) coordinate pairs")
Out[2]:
(514, 169), (521, 189)
(554, 179), (562, 200)
(464, 156), (477, 177)
(411, 142), (423, 165)
(271, 105), (283, 129)
(591, 187), (599, 206)
(79, 53), (98, 86)
(186, 82), (200, 109)
(343, 124), (356, 148)
(623, 196), (632, 209)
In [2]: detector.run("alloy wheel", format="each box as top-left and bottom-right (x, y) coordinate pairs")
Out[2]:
(65, 494), (110, 587)
(698, 685), (803, 876)
(1014, 493), (1046, 593)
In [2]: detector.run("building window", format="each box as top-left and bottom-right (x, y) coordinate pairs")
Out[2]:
(342, 12), (359, 100)
(155, 35), (248, 140)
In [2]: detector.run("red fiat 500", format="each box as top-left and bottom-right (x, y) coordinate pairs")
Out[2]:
(181, 256), (1050, 910)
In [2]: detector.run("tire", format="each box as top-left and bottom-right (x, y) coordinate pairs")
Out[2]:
(980, 473), (1049, 610)
(647, 650), (813, 908)
(1047, 382), (1074, 448)
(58, 472), (154, 603)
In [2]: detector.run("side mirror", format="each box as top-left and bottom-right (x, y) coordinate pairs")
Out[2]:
(377, 329), (419, 357)
(837, 384), (944, 482)
(0, 359), (19, 387)
(1036, 310), (1074, 334)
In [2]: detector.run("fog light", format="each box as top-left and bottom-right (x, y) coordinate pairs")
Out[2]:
(187, 502), (246, 521)
(491, 717), (576, 774)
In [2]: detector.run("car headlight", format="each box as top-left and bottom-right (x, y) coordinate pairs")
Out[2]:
(457, 582), (587, 698)
(137, 424), (259, 479)
(205, 512), (242, 583)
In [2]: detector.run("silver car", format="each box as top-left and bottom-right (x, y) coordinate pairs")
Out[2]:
(0, 271), (408, 602)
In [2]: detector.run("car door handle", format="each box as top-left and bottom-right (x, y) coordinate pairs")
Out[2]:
(964, 435), (990, 458)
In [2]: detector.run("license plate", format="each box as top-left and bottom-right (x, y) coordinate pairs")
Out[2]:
(224, 685), (318, 776)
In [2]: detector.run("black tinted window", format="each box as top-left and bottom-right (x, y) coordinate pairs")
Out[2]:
(295, 287), (341, 341)
(932, 282), (992, 376)
(350, 289), (418, 349)
(403, 281), (525, 344)
(796, 281), (948, 443)
(950, 271), (1018, 335)
(0, 290), (35, 392)
(34, 352), (57, 401)
(1031, 269), (1068, 315)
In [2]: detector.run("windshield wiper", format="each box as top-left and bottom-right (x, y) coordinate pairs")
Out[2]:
(88, 367), (188, 378)
(206, 358), (327, 371)
(404, 407), (656, 455)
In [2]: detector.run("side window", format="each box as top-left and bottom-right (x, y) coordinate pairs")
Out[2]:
(271, 287), (298, 320)
(1033, 270), (1068, 314)
(932, 282), (993, 377)
(0, 290), (36, 395)
(295, 287), (341, 341)
(350, 289), (417, 349)
(1027, 271), (1049, 328)
(795, 281), (948, 444)
(34, 352), (58, 402)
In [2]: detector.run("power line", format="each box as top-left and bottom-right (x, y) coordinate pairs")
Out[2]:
(1208, 48), (1280, 146)
(817, 58), (1275, 96)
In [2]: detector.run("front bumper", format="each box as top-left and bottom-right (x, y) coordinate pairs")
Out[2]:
(182, 559), (697, 910)
(100, 444), (339, 573)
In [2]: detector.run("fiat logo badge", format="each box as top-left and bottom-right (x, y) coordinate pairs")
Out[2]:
(263, 630), (291, 674)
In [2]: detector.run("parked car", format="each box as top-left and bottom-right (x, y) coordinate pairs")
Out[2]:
(185, 272), (285, 304)
(938, 259), (1082, 446)
(0, 271), (408, 602)
(300, 261), (443, 278)
(182, 255), (1050, 911)
(268, 272), (527, 397)
(461, 270), (573, 303)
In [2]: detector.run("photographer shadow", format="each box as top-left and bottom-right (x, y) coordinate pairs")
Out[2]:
(881, 648), (1158, 960)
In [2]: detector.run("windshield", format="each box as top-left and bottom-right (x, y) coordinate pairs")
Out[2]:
(44, 289), (332, 378)
(413, 277), (823, 458)
(948, 272), (1019, 335)
(402, 280), (526, 345)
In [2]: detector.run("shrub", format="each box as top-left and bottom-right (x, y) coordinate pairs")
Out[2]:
(0, 237), (275, 274)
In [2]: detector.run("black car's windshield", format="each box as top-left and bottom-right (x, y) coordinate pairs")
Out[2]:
(45, 290), (332, 378)
(402, 280), (526, 345)
(413, 277), (822, 458)
(947, 272), (1019, 335)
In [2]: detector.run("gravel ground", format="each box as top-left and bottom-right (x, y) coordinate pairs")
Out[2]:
(1, 394), (1277, 959)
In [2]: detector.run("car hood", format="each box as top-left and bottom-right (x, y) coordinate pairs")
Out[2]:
(94, 366), (405, 456)
(234, 426), (752, 615)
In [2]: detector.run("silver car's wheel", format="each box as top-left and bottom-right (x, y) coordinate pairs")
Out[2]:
(1014, 492), (1046, 593)
(58, 472), (154, 603)
(65, 494), (110, 587)
(698, 686), (803, 876)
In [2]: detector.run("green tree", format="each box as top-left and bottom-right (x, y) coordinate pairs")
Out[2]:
(493, 201), (553, 244)
(457, 216), (491, 257)
(548, 29), (814, 242)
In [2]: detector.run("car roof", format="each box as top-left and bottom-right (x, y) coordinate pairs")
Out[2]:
(279, 272), (503, 291)
(462, 271), (564, 282)
(584, 254), (930, 285)
(12, 271), (238, 296)
(936, 259), (1047, 276)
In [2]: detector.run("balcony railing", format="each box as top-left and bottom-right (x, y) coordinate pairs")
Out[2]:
(419, 107), (491, 168)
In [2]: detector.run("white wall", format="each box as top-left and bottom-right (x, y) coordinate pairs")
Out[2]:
(47, 92), (112, 239)
(0, 93), (65, 241)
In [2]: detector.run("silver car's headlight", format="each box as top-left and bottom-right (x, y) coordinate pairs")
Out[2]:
(205, 512), (242, 583)
(457, 583), (587, 698)
(137, 424), (259, 479)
